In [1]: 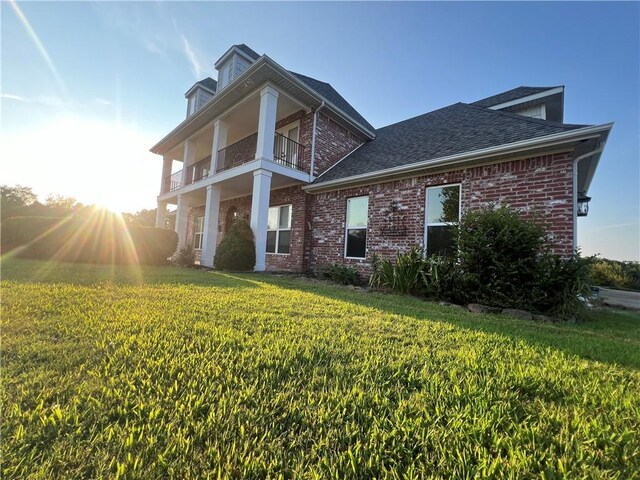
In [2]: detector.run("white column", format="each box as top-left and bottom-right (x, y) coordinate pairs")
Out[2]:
(160, 156), (172, 193)
(250, 169), (272, 272)
(155, 201), (167, 228)
(255, 86), (279, 161)
(181, 139), (196, 187)
(210, 120), (228, 174)
(200, 185), (221, 268)
(175, 194), (190, 249)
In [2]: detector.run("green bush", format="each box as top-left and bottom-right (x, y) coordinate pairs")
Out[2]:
(370, 247), (426, 295)
(324, 263), (360, 285)
(421, 255), (462, 302)
(455, 205), (547, 309)
(590, 259), (632, 289)
(533, 252), (594, 318)
(1, 215), (177, 265)
(214, 219), (255, 271)
(173, 245), (196, 267)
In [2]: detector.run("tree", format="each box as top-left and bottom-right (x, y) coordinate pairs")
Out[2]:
(45, 194), (80, 211)
(1, 185), (37, 211)
(122, 208), (157, 227)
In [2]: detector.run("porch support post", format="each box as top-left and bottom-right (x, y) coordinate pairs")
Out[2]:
(160, 155), (172, 194)
(175, 194), (190, 249)
(250, 169), (272, 272)
(155, 200), (167, 228)
(210, 120), (228, 174)
(255, 86), (278, 161)
(181, 139), (196, 186)
(200, 185), (221, 268)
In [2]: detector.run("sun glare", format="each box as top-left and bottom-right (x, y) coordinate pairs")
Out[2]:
(1, 116), (158, 213)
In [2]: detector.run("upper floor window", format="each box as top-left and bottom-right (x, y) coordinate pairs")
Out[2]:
(345, 196), (368, 258)
(425, 185), (460, 257)
(267, 205), (291, 254)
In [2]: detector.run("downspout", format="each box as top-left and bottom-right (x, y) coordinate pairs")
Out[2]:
(309, 101), (325, 180)
(572, 145), (604, 252)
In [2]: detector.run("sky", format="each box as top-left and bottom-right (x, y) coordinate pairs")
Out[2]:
(1, 1), (638, 261)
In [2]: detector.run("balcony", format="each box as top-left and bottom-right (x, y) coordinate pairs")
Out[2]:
(161, 133), (306, 195)
(217, 132), (305, 174)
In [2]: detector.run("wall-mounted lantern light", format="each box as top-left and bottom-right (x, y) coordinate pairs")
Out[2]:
(577, 192), (591, 217)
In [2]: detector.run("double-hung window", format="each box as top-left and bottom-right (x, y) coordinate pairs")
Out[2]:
(193, 216), (204, 250)
(425, 185), (460, 257)
(267, 205), (291, 254)
(345, 196), (369, 258)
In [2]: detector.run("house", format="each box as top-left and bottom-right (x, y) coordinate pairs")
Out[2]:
(151, 44), (612, 273)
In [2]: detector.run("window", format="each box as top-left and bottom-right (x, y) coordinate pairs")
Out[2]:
(193, 216), (204, 250)
(425, 185), (460, 257)
(266, 205), (291, 254)
(345, 196), (369, 258)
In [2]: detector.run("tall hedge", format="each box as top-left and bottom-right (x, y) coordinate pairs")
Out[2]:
(214, 219), (256, 271)
(1, 215), (177, 265)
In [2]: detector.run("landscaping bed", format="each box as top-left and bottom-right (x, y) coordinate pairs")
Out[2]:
(2, 258), (639, 478)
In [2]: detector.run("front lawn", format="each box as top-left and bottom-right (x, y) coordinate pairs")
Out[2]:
(2, 258), (639, 479)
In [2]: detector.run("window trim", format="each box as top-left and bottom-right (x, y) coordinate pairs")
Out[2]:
(193, 215), (204, 250)
(344, 195), (369, 260)
(266, 204), (292, 255)
(423, 184), (462, 256)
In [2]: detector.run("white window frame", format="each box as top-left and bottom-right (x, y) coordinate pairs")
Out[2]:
(266, 204), (292, 255)
(423, 184), (461, 256)
(193, 215), (204, 250)
(344, 195), (369, 259)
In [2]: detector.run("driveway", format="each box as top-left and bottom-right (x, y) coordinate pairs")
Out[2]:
(597, 287), (640, 311)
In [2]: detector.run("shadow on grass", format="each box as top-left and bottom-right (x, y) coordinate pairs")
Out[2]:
(236, 273), (640, 371)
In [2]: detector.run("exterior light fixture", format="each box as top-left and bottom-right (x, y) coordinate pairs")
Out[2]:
(577, 192), (591, 217)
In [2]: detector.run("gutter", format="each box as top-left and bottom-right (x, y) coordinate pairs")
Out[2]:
(309, 101), (325, 180)
(303, 123), (613, 193)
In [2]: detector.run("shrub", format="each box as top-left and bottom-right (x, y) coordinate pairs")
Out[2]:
(533, 252), (594, 318)
(173, 245), (196, 267)
(421, 255), (462, 302)
(370, 247), (426, 295)
(455, 205), (547, 309)
(214, 219), (255, 271)
(324, 263), (360, 285)
(1, 215), (177, 265)
(590, 259), (632, 289)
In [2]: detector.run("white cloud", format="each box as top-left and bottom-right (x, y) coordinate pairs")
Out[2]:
(1, 93), (26, 101)
(180, 34), (206, 79)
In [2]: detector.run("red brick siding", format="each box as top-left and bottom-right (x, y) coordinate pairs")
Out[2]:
(216, 185), (310, 272)
(309, 152), (575, 275)
(313, 113), (364, 177)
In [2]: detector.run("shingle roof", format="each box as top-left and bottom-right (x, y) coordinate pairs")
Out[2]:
(234, 44), (260, 60)
(198, 77), (217, 92)
(313, 102), (588, 185)
(472, 86), (561, 108)
(289, 72), (375, 134)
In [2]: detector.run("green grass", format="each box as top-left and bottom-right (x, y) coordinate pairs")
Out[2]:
(2, 258), (639, 479)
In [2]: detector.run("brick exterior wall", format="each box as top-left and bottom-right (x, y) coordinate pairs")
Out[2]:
(313, 113), (365, 177)
(308, 152), (575, 276)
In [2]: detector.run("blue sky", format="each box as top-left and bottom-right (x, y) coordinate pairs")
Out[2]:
(1, 2), (638, 261)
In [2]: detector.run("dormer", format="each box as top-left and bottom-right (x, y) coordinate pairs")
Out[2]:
(185, 77), (217, 118)
(472, 86), (565, 122)
(214, 44), (260, 91)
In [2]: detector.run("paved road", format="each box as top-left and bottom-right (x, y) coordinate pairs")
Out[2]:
(597, 287), (640, 311)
